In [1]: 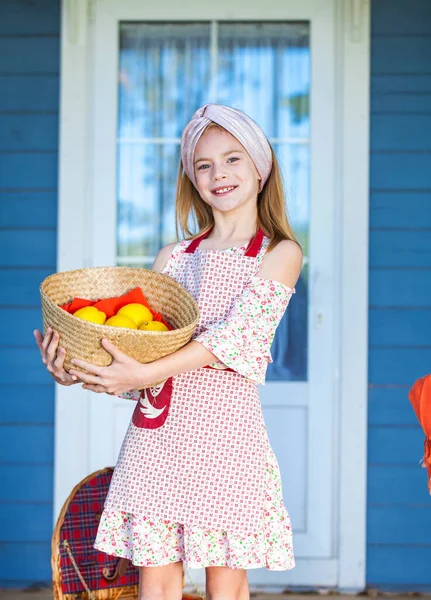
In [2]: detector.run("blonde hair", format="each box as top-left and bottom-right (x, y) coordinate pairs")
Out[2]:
(175, 123), (300, 253)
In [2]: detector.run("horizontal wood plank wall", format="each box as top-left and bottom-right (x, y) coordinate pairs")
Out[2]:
(0, 0), (60, 588)
(368, 0), (431, 591)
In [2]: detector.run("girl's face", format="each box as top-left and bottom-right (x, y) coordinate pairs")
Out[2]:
(193, 127), (261, 215)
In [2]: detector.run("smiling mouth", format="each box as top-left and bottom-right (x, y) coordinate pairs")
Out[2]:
(211, 186), (238, 196)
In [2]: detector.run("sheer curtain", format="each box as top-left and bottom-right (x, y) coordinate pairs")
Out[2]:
(117, 21), (309, 381)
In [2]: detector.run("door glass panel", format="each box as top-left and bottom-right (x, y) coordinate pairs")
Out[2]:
(117, 21), (309, 381)
(269, 143), (309, 381)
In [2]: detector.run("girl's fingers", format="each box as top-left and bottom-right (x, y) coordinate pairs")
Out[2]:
(34, 328), (77, 385)
(42, 329), (56, 365)
(53, 347), (77, 382)
(45, 332), (72, 383)
(70, 369), (102, 386)
(41, 328), (53, 351)
(40, 331), (53, 365)
(33, 329), (43, 351)
(46, 331), (60, 363)
(37, 329), (105, 389)
(42, 330), (52, 358)
(53, 346), (66, 369)
(70, 358), (103, 376)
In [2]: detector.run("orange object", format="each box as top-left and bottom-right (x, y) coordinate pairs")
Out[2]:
(61, 297), (95, 313)
(408, 373), (431, 493)
(60, 287), (172, 330)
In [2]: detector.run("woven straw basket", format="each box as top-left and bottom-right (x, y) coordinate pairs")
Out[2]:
(40, 267), (200, 387)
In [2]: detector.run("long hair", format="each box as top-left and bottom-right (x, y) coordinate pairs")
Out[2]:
(175, 124), (300, 252)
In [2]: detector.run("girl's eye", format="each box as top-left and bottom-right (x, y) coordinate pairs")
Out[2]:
(197, 157), (239, 170)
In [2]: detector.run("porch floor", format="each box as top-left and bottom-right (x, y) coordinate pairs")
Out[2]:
(1, 589), (431, 600)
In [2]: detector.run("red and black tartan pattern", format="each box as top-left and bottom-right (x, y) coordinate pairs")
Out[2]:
(59, 469), (139, 594)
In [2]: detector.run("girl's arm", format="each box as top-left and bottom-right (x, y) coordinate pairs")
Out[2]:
(190, 240), (303, 385)
(151, 241), (178, 273)
(137, 340), (218, 386)
(255, 239), (303, 289)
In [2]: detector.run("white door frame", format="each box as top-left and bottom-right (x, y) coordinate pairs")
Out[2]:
(55, 0), (369, 590)
(93, 0), (335, 570)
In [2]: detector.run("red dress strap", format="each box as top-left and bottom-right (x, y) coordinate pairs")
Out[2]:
(185, 227), (265, 256)
(244, 228), (265, 257)
(184, 228), (212, 253)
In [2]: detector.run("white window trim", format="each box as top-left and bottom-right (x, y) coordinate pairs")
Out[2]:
(55, 0), (370, 590)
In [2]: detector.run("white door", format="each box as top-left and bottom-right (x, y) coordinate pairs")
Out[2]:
(55, 0), (370, 590)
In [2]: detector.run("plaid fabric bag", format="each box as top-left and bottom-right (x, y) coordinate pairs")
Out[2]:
(52, 467), (203, 600)
(52, 467), (139, 600)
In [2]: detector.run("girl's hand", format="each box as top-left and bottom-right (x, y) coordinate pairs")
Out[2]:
(69, 338), (147, 395)
(34, 328), (79, 386)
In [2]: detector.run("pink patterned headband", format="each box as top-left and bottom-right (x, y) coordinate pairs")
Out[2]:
(181, 104), (272, 193)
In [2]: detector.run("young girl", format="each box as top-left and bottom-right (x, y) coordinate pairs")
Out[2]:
(34, 104), (303, 600)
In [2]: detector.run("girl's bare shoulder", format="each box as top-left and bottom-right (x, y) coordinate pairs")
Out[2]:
(151, 242), (180, 273)
(257, 239), (303, 289)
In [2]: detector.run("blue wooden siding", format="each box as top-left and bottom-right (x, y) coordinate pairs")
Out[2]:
(368, 0), (431, 591)
(0, 0), (60, 588)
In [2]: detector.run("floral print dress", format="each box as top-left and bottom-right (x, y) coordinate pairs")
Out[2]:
(94, 228), (296, 571)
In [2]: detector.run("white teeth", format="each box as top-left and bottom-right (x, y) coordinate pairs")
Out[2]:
(214, 187), (235, 194)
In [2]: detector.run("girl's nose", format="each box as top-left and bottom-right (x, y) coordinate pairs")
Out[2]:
(212, 164), (228, 181)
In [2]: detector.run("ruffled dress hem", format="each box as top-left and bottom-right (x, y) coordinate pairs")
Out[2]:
(93, 539), (295, 571)
(94, 448), (295, 572)
(93, 514), (295, 571)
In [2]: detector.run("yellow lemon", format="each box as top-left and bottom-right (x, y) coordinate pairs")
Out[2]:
(105, 314), (138, 329)
(117, 303), (153, 327)
(73, 306), (106, 325)
(139, 320), (169, 332)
